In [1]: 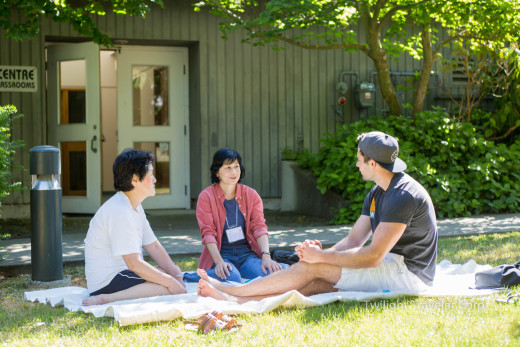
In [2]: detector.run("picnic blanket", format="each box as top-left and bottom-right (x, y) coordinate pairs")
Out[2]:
(24, 259), (498, 326)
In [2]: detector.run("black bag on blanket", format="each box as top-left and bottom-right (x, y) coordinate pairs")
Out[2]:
(474, 261), (520, 289)
(272, 249), (299, 265)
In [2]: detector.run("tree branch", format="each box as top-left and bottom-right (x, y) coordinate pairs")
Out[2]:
(372, 0), (389, 23)
(487, 124), (520, 141)
(205, 0), (248, 27)
(379, 0), (431, 25)
(202, 1), (370, 55)
(433, 34), (464, 57)
(433, 29), (515, 57)
(259, 33), (370, 55)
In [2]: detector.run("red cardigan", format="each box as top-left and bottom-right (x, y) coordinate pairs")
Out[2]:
(196, 183), (269, 270)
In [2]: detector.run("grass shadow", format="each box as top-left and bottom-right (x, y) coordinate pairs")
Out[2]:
(438, 231), (520, 265)
(294, 296), (422, 325)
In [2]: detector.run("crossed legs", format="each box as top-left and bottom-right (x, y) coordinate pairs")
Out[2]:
(197, 261), (342, 304)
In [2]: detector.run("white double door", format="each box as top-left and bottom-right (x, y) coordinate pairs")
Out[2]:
(47, 43), (189, 213)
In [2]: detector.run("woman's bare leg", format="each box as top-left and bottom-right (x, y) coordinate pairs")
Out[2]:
(82, 282), (172, 306)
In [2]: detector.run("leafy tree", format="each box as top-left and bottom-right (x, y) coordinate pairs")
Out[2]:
(0, 105), (23, 201)
(488, 51), (520, 141)
(0, 105), (24, 261)
(0, 0), (163, 46)
(438, 41), (520, 141)
(438, 41), (510, 123)
(194, 0), (520, 117)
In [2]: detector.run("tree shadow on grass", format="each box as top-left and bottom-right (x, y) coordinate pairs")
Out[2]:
(0, 301), (115, 339)
(438, 231), (520, 266)
(2, 300), (196, 342)
(293, 296), (422, 325)
(511, 319), (520, 339)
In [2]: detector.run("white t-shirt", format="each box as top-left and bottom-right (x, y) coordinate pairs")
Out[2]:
(84, 192), (157, 293)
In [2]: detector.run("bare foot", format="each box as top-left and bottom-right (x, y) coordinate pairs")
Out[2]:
(197, 268), (209, 281)
(82, 294), (105, 306)
(196, 268), (230, 289)
(197, 279), (240, 303)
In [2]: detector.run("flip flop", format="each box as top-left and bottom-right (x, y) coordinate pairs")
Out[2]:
(184, 310), (241, 334)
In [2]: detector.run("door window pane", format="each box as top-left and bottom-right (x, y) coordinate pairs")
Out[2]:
(61, 142), (87, 196)
(60, 60), (86, 124)
(134, 142), (170, 194)
(132, 66), (169, 126)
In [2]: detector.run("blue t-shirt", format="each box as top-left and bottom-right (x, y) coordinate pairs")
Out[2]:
(361, 172), (438, 285)
(221, 198), (248, 248)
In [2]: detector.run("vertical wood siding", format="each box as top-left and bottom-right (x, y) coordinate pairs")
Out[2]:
(0, 11), (45, 208)
(0, 0), (457, 211)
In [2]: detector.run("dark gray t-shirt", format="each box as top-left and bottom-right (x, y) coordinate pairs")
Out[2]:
(361, 172), (438, 285)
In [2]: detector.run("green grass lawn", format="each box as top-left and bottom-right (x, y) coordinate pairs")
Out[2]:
(1, 232), (520, 346)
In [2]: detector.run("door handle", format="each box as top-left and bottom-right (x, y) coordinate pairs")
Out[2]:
(91, 135), (98, 153)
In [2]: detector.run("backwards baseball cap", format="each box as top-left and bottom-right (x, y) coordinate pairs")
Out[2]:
(358, 131), (407, 173)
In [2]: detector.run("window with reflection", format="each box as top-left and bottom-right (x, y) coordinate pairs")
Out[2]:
(132, 66), (169, 126)
(61, 142), (87, 196)
(59, 60), (86, 124)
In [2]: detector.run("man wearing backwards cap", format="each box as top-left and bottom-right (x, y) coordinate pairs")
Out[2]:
(197, 131), (438, 303)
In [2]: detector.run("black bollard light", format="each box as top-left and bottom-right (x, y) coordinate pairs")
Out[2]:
(29, 145), (63, 281)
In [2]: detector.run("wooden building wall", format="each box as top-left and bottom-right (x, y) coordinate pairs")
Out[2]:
(0, 10), (46, 216)
(0, 0), (455, 216)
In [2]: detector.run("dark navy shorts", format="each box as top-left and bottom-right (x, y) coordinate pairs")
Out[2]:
(90, 269), (146, 296)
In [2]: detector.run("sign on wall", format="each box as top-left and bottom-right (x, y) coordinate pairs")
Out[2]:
(0, 66), (38, 92)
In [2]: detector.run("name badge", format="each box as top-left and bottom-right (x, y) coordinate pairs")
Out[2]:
(226, 226), (244, 243)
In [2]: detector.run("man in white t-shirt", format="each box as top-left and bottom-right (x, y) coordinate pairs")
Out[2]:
(82, 149), (186, 306)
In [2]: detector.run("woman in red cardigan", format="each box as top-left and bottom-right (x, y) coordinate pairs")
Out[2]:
(192, 148), (287, 283)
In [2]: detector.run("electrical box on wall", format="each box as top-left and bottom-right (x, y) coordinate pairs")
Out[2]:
(354, 82), (376, 109)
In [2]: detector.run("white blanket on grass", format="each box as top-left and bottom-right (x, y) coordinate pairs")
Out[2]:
(24, 260), (497, 327)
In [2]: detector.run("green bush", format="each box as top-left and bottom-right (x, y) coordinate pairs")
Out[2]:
(0, 105), (24, 260)
(296, 110), (520, 224)
(468, 46), (520, 144)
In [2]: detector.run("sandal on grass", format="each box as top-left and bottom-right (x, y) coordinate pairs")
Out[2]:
(184, 310), (241, 334)
(496, 293), (520, 304)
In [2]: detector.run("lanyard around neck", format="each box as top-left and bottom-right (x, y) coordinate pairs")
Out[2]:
(225, 199), (238, 229)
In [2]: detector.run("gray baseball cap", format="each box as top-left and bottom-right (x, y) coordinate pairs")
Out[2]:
(358, 131), (407, 173)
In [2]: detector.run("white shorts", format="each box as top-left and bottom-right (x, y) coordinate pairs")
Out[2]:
(334, 253), (430, 293)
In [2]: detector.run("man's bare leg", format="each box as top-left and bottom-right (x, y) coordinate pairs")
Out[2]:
(82, 282), (172, 306)
(198, 277), (337, 303)
(197, 261), (341, 297)
(198, 278), (338, 303)
(298, 279), (338, 296)
(197, 279), (276, 304)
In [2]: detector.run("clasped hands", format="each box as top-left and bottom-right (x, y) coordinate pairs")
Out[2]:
(295, 239), (323, 263)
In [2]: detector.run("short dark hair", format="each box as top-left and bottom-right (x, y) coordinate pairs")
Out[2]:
(113, 149), (155, 192)
(210, 148), (245, 184)
(358, 149), (371, 164)
(357, 133), (371, 163)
